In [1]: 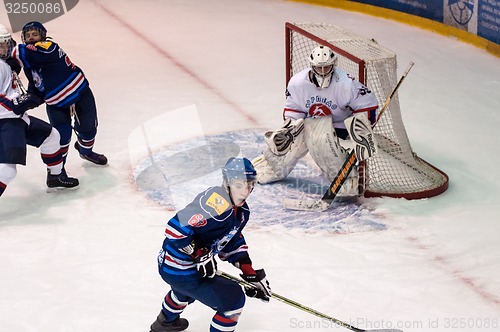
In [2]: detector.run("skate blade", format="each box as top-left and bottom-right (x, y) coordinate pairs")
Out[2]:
(46, 185), (80, 193)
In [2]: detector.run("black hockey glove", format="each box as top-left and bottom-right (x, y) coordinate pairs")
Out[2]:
(12, 93), (43, 115)
(6, 57), (21, 75)
(241, 269), (272, 302)
(193, 247), (217, 278)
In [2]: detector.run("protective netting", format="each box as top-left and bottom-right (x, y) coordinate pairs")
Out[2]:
(286, 22), (448, 199)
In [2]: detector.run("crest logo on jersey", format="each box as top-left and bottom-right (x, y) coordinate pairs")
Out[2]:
(206, 192), (229, 215)
(31, 69), (45, 92)
(309, 103), (331, 117)
(215, 227), (238, 252)
(187, 213), (207, 228)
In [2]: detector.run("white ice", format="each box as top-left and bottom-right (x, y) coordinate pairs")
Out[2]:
(1, 0), (500, 331)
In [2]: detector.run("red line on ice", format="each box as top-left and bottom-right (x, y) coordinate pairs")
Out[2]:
(91, 0), (260, 126)
(407, 236), (500, 308)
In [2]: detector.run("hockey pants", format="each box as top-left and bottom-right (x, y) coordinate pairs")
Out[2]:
(160, 274), (246, 332)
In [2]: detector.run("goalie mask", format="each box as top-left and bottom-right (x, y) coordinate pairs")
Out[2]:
(0, 24), (14, 60)
(21, 21), (47, 45)
(309, 45), (338, 89)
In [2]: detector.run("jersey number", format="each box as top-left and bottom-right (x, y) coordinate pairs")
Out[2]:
(64, 55), (76, 69)
(358, 87), (372, 95)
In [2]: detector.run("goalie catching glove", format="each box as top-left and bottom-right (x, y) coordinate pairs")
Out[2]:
(264, 118), (304, 156)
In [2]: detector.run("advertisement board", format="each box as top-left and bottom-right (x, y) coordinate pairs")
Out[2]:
(350, 0), (499, 45)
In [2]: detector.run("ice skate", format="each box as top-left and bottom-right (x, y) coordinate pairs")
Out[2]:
(46, 169), (79, 190)
(150, 311), (188, 332)
(74, 142), (108, 165)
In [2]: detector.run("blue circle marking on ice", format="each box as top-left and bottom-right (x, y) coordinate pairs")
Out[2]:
(133, 129), (387, 233)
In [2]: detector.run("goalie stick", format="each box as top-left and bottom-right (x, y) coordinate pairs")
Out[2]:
(283, 62), (415, 211)
(217, 270), (404, 332)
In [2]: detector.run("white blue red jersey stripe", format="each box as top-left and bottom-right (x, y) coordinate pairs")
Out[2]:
(13, 41), (90, 108)
(44, 71), (88, 107)
(158, 186), (251, 280)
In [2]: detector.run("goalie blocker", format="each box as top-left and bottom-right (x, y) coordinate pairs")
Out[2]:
(344, 114), (377, 161)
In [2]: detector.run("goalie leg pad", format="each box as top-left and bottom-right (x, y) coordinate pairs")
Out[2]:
(336, 165), (362, 197)
(304, 116), (349, 175)
(252, 154), (281, 184)
(304, 116), (360, 197)
(253, 128), (308, 184)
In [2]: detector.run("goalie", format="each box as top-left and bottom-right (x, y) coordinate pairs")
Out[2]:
(253, 45), (379, 196)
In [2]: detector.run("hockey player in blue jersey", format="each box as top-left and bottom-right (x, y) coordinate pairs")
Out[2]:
(0, 24), (78, 197)
(150, 157), (272, 332)
(12, 21), (107, 166)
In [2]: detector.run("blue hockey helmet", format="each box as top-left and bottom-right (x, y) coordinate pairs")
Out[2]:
(21, 21), (47, 44)
(222, 157), (257, 184)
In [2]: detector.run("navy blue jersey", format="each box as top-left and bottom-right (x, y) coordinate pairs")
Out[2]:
(13, 41), (89, 108)
(159, 186), (251, 279)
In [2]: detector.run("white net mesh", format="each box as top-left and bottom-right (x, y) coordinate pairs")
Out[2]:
(286, 22), (448, 199)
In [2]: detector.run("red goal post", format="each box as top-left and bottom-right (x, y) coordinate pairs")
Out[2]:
(285, 22), (448, 199)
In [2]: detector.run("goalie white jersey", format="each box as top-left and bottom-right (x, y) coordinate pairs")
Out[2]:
(283, 67), (379, 130)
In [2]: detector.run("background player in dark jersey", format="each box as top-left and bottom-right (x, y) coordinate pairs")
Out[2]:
(150, 157), (272, 332)
(0, 24), (78, 197)
(12, 21), (107, 166)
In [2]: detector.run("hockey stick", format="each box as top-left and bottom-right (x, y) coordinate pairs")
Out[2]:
(283, 62), (415, 211)
(13, 71), (27, 95)
(217, 271), (403, 332)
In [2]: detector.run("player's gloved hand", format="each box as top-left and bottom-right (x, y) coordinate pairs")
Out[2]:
(241, 269), (272, 302)
(12, 93), (43, 115)
(6, 56), (21, 74)
(193, 247), (217, 278)
(264, 118), (304, 156)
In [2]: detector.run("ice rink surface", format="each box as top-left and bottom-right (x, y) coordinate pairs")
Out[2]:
(1, 0), (500, 331)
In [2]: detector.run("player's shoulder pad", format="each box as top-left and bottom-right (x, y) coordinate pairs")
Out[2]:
(34, 41), (54, 50)
(200, 186), (232, 219)
(334, 68), (355, 84)
(288, 67), (310, 87)
(0, 59), (10, 72)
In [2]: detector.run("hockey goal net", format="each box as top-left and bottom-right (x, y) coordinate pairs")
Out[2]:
(286, 22), (448, 199)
